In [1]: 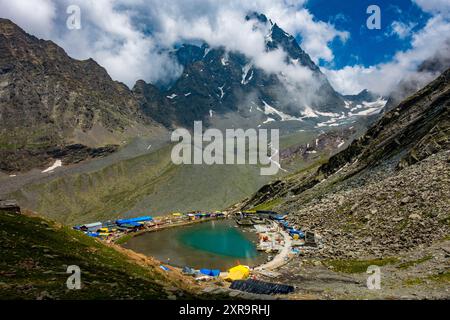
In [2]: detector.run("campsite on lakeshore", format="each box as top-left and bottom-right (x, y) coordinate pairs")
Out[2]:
(122, 219), (267, 270)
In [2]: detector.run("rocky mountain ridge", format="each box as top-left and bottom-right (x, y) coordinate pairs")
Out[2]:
(134, 13), (386, 133)
(239, 67), (450, 259)
(0, 18), (165, 172)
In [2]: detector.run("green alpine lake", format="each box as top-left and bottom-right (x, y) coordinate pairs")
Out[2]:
(122, 219), (267, 269)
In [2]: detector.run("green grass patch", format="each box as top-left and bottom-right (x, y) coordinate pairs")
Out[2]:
(397, 255), (432, 269)
(325, 257), (399, 273)
(404, 270), (450, 286)
(428, 270), (450, 283)
(251, 198), (283, 211)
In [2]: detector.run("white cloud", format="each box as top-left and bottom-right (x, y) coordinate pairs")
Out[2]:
(51, 0), (183, 87)
(0, 0), (56, 37)
(0, 0), (347, 88)
(325, 15), (450, 95)
(413, 0), (450, 14)
(1, 0), (446, 99)
(389, 21), (417, 39)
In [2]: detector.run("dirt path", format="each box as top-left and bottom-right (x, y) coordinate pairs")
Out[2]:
(254, 223), (292, 271)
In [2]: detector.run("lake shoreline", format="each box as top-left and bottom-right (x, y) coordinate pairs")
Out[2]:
(121, 218), (268, 270)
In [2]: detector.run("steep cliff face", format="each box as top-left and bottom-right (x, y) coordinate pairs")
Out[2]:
(0, 19), (162, 172)
(132, 80), (179, 129)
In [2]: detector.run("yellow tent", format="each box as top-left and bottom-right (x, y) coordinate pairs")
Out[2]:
(98, 232), (110, 237)
(224, 265), (250, 281)
(172, 213), (183, 217)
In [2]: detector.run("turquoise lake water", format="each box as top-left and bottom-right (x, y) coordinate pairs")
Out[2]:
(123, 219), (267, 269)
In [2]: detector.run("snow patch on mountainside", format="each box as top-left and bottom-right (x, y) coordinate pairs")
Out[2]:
(349, 97), (387, 116)
(42, 160), (62, 173)
(221, 54), (229, 66)
(263, 117), (276, 124)
(262, 100), (303, 122)
(241, 64), (253, 85)
(203, 47), (211, 58)
(218, 85), (225, 99)
(301, 105), (319, 118)
(315, 111), (340, 117)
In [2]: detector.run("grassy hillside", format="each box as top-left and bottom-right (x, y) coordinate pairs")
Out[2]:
(6, 129), (342, 225)
(8, 144), (271, 224)
(0, 209), (204, 300)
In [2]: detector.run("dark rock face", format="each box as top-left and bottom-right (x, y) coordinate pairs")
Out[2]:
(0, 144), (118, 172)
(0, 199), (20, 214)
(0, 19), (158, 172)
(0, 19), (150, 142)
(132, 80), (179, 129)
(343, 89), (379, 105)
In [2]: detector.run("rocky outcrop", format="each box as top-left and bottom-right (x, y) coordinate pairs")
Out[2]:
(0, 199), (20, 214)
(286, 151), (450, 259)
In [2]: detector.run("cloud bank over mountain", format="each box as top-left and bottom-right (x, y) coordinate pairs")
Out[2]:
(325, 12), (450, 95)
(0, 0), (346, 88)
(0, 0), (448, 96)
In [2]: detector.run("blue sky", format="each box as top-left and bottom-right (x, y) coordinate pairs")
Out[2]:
(0, 0), (448, 94)
(305, 0), (432, 69)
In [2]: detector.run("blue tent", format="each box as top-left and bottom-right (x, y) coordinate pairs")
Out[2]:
(281, 221), (290, 228)
(200, 269), (221, 277)
(160, 265), (170, 271)
(273, 215), (286, 221)
(116, 216), (153, 225)
(87, 232), (100, 238)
